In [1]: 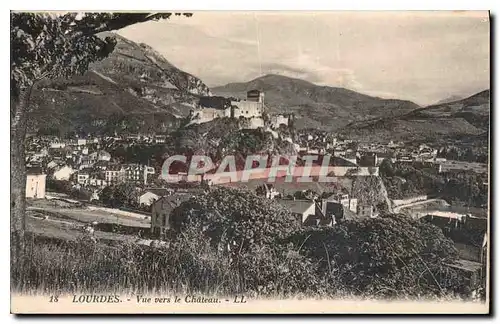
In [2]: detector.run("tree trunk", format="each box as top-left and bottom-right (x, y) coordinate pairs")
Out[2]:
(11, 87), (30, 270)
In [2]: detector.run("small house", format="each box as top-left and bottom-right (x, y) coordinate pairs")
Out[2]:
(151, 193), (193, 238)
(26, 168), (46, 199)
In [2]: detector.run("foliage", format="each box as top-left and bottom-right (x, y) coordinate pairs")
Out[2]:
(100, 183), (139, 208)
(46, 179), (73, 194)
(437, 146), (488, 164)
(379, 158), (395, 177)
(11, 12), (190, 96)
(293, 189), (318, 200)
(12, 212), (474, 299)
(170, 187), (301, 253)
(351, 175), (387, 206)
(110, 143), (170, 172)
(287, 214), (462, 298)
(441, 171), (487, 207)
(10, 12), (193, 264)
(173, 118), (296, 162)
(236, 244), (331, 296)
(69, 187), (93, 201)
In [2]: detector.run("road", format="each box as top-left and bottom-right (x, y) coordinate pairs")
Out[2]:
(392, 198), (447, 214)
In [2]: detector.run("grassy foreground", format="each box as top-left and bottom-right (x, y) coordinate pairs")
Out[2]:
(11, 231), (474, 302)
(11, 232), (334, 298)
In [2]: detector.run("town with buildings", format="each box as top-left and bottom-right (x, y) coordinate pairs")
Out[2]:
(24, 88), (489, 301)
(12, 11), (490, 308)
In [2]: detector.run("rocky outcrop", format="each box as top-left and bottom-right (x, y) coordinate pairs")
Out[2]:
(30, 32), (211, 135)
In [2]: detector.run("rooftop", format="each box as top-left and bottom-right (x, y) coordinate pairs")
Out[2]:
(199, 96), (231, 110)
(277, 199), (315, 215)
(142, 188), (174, 197)
(26, 167), (44, 175)
(153, 192), (196, 214)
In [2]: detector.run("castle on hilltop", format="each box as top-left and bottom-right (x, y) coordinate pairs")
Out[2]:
(188, 90), (293, 130)
(189, 89), (264, 126)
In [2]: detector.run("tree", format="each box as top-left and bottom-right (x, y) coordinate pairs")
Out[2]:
(100, 183), (139, 208)
(46, 179), (72, 194)
(447, 147), (459, 161)
(463, 148), (475, 163)
(11, 12), (192, 265)
(170, 187), (301, 255)
(379, 158), (394, 177)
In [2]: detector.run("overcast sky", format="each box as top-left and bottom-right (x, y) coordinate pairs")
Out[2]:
(118, 11), (490, 105)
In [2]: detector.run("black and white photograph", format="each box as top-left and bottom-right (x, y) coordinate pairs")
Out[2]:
(9, 10), (490, 314)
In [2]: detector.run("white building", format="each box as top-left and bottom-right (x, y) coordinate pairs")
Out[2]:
(138, 189), (174, 207)
(105, 165), (126, 185)
(88, 178), (107, 188)
(270, 114), (290, 129)
(77, 172), (90, 185)
(50, 141), (66, 149)
(26, 172), (46, 199)
(88, 150), (111, 162)
(124, 164), (155, 185)
(53, 165), (76, 181)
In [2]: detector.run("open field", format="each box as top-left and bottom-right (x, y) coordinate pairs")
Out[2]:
(28, 198), (150, 228)
(26, 212), (140, 243)
(28, 206), (150, 227)
(25, 198), (154, 247)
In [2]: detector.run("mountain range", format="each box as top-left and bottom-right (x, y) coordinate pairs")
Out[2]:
(30, 32), (210, 137)
(28, 32), (490, 142)
(212, 74), (420, 131)
(340, 90), (490, 142)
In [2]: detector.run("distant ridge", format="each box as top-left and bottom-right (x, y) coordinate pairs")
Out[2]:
(212, 74), (421, 131)
(434, 95), (464, 105)
(340, 89), (490, 142)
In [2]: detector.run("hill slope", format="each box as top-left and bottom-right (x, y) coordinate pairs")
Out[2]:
(340, 90), (490, 142)
(30, 32), (210, 136)
(171, 117), (296, 158)
(212, 74), (421, 131)
(435, 95), (464, 105)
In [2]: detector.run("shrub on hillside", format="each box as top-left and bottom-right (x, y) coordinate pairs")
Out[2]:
(236, 243), (332, 297)
(170, 187), (301, 253)
(287, 214), (462, 298)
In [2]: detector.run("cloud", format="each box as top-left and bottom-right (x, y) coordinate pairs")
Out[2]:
(260, 52), (365, 91)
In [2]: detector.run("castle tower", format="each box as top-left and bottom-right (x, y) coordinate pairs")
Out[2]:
(247, 90), (264, 104)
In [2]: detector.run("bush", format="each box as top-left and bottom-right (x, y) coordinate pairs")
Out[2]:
(170, 187), (301, 253)
(236, 244), (332, 297)
(287, 214), (462, 298)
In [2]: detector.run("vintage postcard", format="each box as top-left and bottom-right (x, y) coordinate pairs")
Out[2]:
(10, 11), (490, 314)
